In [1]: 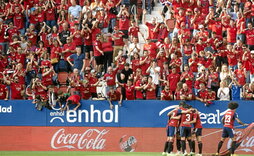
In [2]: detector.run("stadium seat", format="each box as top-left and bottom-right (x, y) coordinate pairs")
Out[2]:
(58, 72), (69, 85)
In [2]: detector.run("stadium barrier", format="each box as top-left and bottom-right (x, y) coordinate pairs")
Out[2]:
(0, 100), (253, 154)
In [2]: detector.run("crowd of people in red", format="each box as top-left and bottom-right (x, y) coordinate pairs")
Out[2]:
(0, 0), (254, 108)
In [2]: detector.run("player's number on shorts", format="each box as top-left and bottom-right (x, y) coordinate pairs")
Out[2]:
(186, 114), (191, 122)
(225, 115), (231, 123)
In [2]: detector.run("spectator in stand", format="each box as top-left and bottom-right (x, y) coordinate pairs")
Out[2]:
(107, 86), (123, 109)
(68, 0), (82, 22)
(234, 62), (246, 87)
(179, 83), (193, 101)
(219, 64), (232, 85)
(241, 22), (254, 50)
(0, 18), (7, 54)
(117, 79), (135, 100)
(161, 85), (173, 100)
(111, 26), (124, 63)
(167, 67), (180, 95)
(104, 66), (118, 93)
(44, 0), (57, 28)
(207, 66), (220, 94)
(32, 77), (48, 110)
(180, 65), (194, 89)
(117, 5), (130, 39)
(242, 82), (254, 100)
(93, 34), (104, 74)
(135, 76), (147, 100)
(59, 22), (71, 46)
(140, 50), (151, 76)
(174, 82), (183, 100)
(144, 76), (156, 100)
(64, 94), (81, 111)
(128, 37), (140, 57)
(146, 59), (160, 97)
(67, 46), (86, 76)
(217, 80), (230, 101)
(194, 66), (208, 95)
(196, 83), (209, 106)
(142, 9), (158, 41)
(229, 78), (241, 100)
(131, 52), (141, 73)
(102, 34), (113, 73)
(0, 74), (9, 100)
(121, 63), (133, 83)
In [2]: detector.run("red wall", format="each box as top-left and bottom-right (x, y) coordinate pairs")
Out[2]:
(0, 127), (253, 155)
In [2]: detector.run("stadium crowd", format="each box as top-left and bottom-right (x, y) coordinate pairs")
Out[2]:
(0, 0), (254, 108)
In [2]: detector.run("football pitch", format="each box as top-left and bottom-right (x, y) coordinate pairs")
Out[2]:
(0, 151), (251, 156)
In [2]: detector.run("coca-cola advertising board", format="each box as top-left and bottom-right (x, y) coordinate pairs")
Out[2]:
(0, 126), (253, 154)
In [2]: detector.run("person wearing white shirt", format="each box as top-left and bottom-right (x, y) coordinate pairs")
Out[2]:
(217, 80), (230, 101)
(128, 37), (141, 56)
(68, 0), (82, 20)
(146, 59), (161, 98)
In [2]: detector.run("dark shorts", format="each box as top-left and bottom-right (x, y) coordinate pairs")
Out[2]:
(193, 128), (202, 136)
(94, 55), (104, 65)
(222, 127), (234, 138)
(167, 126), (176, 137)
(120, 30), (129, 39)
(180, 126), (192, 138)
(85, 45), (93, 53)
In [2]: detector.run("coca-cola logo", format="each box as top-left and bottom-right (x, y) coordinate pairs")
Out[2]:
(227, 131), (254, 153)
(51, 128), (109, 150)
(119, 135), (138, 152)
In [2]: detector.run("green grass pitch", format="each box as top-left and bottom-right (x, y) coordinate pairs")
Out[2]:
(0, 151), (252, 156)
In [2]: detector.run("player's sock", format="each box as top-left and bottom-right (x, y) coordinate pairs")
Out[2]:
(198, 141), (203, 154)
(177, 139), (181, 152)
(192, 140), (196, 153)
(217, 141), (224, 153)
(163, 141), (169, 152)
(187, 139), (193, 152)
(167, 141), (173, 153)
(231, 141), (236, 154)
(181, 140), (186, 153)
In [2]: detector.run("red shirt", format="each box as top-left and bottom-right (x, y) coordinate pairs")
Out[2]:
(89, 76), (98, 93)
(13, 13), (24, 30)
(144, 42), (157, 59)
(193, 113), (203, 128)
(167, 73), (180, 92)
(72, 31), (83, 46)
(161, 90), (173, 100)
(145, 84), (156, 100)
(234, 69), (245, 86)
(108, 90), (121, 101)
(197, 89), (208, 99)
(45, 7), (56, 21)
(223, 110), (237, 129)
(102, 40), (113, 52)
(10, 83), (24, 99)
(50, 46), (61, 59)
(128, 26), (139, 37)
(78, 85), (91, 100)
(227, 50), (237, 66)
(180, 108), (193, 127)
(242, 29), (254, 45)
(67, 94), (81, 104)
(189, 58), (199, 72)
(168, 109), (180, 127)
(113, 31), (124, 46)
(140, 56), (151, 75)
(104, 70), (118, 86)
(124, 84), (135, 100)
(119, 15), (130, 30)
(180, 88), (193, 98)
(131, 59), (140, 71)
(62, 43), (76, 60)
(0, 84), (8, 99)
(84, 31), (92, 46)
(135, 80), (143, 99)
(35, 86), (47, 100)
(146, 22), (158, 39)
(180, 71), (194, 88)
(227, 26), (237, 43)
(93, 40), (103, 57)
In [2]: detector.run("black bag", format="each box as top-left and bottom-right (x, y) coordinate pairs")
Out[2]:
(109, 7), (118, 15)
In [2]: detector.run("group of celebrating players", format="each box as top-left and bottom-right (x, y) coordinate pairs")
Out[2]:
(163, 101), (248, 156)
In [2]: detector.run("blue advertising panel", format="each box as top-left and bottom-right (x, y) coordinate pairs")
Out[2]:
(0, 100), (253, 128)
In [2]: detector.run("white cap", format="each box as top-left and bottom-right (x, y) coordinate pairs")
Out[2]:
(251, 50), (254, 54)
(198, 25), (204, 29)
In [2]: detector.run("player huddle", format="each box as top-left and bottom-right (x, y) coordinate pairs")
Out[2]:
(163, 101), (248, 156)
(163, 101), (203, 156)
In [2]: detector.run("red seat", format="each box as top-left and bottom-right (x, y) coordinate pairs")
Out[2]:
(58, 72), (69, 85)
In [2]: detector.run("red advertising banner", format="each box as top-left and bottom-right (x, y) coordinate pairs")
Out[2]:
(0, 126), (253, 155)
